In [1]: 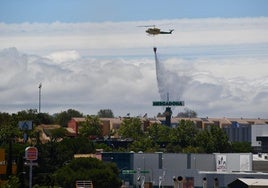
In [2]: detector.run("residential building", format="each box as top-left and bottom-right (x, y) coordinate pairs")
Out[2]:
(67, 117), (268, 152)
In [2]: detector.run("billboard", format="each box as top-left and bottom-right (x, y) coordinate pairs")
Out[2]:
(216, 154), (227, 172)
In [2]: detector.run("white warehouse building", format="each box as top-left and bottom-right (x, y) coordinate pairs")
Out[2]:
(102, 152), (268, 187)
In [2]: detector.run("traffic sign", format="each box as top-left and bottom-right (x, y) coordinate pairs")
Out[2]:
(152, 101), (184, 106)
(24, 161), (38, 166)
(18, 121), (33, 130)
(25, 147), (38, 161)
(122, 170), (136, 174)
(140, 170), (150, 174)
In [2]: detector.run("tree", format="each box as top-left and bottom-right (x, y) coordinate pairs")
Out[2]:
(2, 176), (20, 188)
(79, 115), (102, 138)
(210, 125), (231, 152)
(37, 112), (54, 125)
(0, 123), (21, 177)
(34, 137), (96, 186)
(177, 108), (197, 118)
(118, 118), (144, 140)
(156, 112), (165, 117)
(54, 109), (83, 127)
(10, 109), (55, 126)
(165, 143), (182, 153)
(175, 119), (199, 148)
(129, 137), (158, 152)
(0, 112), (12, 127)
(147, 123), (161, 142)
(196, 128), (216, 153)
(97, 109), (114, 118)
(60, 136), (95, 154)
(196, 125), (231, 153)
(231, 142), (252, 153)
(54, 157), (121, 188)
(48, 127), (68, 142)
(12, 109), (40, 126)
(147, 123), (173, 142)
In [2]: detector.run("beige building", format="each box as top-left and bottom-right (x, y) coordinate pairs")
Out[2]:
(67, 116), (268, 139)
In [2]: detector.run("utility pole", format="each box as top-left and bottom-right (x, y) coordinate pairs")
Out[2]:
(38, 83), (42, 113)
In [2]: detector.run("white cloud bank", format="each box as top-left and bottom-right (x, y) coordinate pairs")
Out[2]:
(0, 17), (268, 118)
(1, 17), (268, 55)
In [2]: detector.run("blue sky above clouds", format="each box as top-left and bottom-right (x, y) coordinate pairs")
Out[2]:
(1, 0), (268, 23)
(0, 1), (268, 118)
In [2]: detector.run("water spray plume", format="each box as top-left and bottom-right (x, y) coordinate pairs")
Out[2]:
(154, 47), (185, 102)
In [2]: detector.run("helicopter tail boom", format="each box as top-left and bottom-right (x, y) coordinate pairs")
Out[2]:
(159, 29), (174, 34)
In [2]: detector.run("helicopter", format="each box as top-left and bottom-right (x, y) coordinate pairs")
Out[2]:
(139, 25), (174, 35)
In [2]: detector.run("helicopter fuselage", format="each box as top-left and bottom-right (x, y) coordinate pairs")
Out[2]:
(146, 28), (173, 35)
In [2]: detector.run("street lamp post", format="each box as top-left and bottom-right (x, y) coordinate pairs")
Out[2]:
(38, 83), (42, 113)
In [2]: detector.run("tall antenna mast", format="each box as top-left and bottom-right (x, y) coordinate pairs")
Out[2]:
(167, 92), (169, 103)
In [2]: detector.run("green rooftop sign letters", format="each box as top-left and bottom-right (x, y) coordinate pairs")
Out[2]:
(152, 101), (184, 106)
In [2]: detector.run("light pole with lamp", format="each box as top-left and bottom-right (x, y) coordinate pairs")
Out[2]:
(38, 83), (42, 113)
(159, 156), (166, 188)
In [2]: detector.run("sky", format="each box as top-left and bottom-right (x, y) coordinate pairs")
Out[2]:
(0, 0), (268, 118)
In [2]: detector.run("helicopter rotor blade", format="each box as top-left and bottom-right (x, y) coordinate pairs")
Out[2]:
(137, 25), (155, 27)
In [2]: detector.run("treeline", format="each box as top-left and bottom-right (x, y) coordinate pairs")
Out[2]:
(0, 107), (195, 127)
(0, 136), (121, 187)
(0, 108), (251, 154)
(0, 109), (84, 127)
(0, 108), (120, 187)
(118, 118), (252, 153)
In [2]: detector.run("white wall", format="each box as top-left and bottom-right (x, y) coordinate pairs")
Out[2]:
(215, 153), (252, 172)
